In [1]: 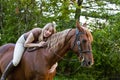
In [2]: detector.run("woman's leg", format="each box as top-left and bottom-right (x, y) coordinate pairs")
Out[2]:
(13, 35), (25, 66)
(12, 43), (25, 66)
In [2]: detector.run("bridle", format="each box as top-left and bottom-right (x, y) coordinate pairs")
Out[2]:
(72, 28), (91, 60)
(55, 28), (92, 75)
(53, 28), (91, 61)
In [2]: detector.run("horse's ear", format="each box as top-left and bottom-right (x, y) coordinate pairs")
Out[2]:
(76, 20), (83, 31)
(82, 22), (87, 27)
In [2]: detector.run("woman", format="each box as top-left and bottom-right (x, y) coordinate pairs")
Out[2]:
(0, 22), (56, 80)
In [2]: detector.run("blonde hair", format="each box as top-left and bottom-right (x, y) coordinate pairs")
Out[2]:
(38, 23), (56, 42)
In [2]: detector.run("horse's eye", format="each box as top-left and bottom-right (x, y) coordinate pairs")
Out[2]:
(82, 39), (87, 43)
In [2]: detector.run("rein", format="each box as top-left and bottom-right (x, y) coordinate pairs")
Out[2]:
(53, 52), (78, 62)
(53, 28), (91, 61)
(54, 28), (92, 75)
(27, 47), (39, 52)
(53, 29), (78, 62)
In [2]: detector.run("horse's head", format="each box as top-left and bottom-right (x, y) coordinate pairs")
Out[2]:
(70, 21), (94, 67)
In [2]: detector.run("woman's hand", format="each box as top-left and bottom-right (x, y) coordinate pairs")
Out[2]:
(38, 41), (47, 47)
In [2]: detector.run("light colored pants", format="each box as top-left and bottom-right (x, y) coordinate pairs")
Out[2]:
(12, 35), (25, 66)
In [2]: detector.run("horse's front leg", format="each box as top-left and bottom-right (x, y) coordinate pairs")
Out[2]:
(48, 70), (56, 80)
(33, 75), (49, 80)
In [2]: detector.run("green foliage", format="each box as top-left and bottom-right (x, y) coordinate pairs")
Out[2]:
(105, 0), (120, 4)
(91, 13), (120, 79)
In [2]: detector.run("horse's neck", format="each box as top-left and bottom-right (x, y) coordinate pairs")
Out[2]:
(47, 43), (69, 67)
(48, 29), (75, 66)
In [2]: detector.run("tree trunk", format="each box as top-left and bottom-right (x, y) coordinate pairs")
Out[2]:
(75, 0), (83, 21)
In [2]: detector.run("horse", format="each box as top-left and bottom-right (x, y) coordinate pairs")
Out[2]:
(0, 21), (94, 80)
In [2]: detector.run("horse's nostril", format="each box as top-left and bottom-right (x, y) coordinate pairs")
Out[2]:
(88, 61), (91, 65)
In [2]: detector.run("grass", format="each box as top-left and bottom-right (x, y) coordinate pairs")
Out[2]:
(54, 74), (96, 80)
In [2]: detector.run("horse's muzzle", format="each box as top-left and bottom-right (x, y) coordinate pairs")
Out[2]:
(81, 60), (93, 67)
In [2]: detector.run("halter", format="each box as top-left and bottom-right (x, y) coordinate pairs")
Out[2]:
(72, 28), (91, 60)
(53, 28), (91, 61)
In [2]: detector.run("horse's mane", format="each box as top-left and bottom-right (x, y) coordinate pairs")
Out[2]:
(46, 29), (71, 53)
(46, 27), (93, 53)
(84, 29), (93, 42)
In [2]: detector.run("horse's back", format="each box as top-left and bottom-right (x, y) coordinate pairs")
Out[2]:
(0, 43), (15, 62)
(0, 43), (15, 55)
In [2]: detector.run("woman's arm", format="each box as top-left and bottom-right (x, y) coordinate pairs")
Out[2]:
(24, 32), (39, 47)
(24, 32), (47, 48)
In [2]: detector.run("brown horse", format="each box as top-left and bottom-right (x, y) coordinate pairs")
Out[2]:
(0, 21), (94, 80)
